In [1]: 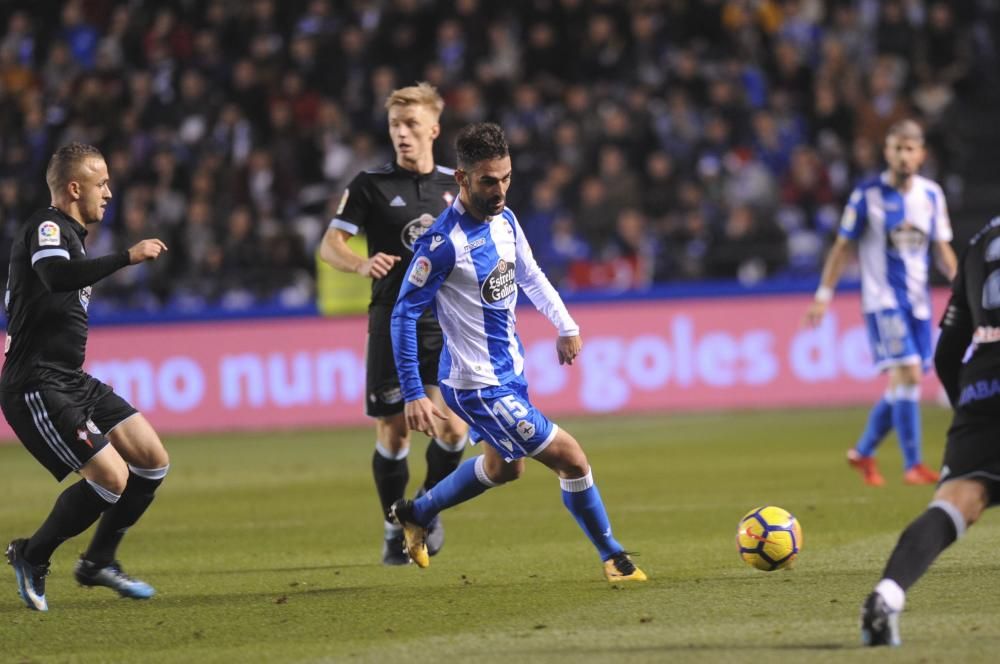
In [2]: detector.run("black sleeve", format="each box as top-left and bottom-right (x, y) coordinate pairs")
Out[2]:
(935, 301), (972, 406)
(34, 251), (131, 292)
(334, 171), (373, 234)
(935, 252), (973, 406)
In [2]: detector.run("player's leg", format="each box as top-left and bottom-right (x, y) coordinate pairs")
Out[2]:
(421, 386), (468, 491)
(413, 442), (521, 523)
(416, 313), (468, 493)
(414, 384), (526, 522)
(882, 312), (935, 482)
(371, 414), (413, 564)
(2, 391), (124, 611)
(849, 312), (899, 485)
(77, 404), (167, 598)
(862, 478), (989, 646)
(392, 443), (516, 568)
(889, 362), (936, 483)
(533, 429), (646, 581)
(847, 386), (893, 486)
(390, 384), (522, 567)
(366, 320), (416, 564)
(862, 408), (995, 645)
(418, 386), (468, 556)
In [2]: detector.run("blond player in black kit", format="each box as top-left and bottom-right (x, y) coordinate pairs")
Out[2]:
(319, 83), (467, 564)
(3, 143), (169, 611)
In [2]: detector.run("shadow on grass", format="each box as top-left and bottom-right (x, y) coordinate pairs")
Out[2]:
(522, 642), (849, 655)
(191, 563), (374, 575)
(0, 585), (367, 614)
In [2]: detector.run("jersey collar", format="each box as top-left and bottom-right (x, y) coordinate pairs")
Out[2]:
(48, 206), (88, 238)
(393, 160), (436, 180)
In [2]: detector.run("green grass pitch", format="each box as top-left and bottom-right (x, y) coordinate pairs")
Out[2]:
(3, 407), (1000, 663)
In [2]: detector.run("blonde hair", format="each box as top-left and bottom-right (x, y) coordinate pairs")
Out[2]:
(384, 81), (445, 119)
(46, 142), (104, 196)
(886, 119), (924, 144)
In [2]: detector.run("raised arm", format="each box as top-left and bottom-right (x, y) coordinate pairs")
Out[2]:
(35, 239), (166, 292)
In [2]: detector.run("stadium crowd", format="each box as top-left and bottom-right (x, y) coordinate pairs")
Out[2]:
(0, 0), (998, 313)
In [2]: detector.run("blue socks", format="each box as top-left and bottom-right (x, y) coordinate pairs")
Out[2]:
(560, 469), (623, 561)
(412, 456), (496, 525)
(892, 384), (922, 469)
(411, 459), (624, 562)
(854, 393), (894, 457)
(854, 384), (922, 469)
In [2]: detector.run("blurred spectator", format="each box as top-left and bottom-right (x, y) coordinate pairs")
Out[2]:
(0, 0), (990, 314)
(781, 146), (835, 230)
(855, 58), (912, 147)
(709, 204), (786, 283)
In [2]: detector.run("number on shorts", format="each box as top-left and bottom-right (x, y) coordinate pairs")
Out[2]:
(491, 395), (528, 425)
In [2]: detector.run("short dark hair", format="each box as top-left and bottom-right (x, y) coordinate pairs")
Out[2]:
(46, 142), (104, 194)
(455, 122), (509, 170)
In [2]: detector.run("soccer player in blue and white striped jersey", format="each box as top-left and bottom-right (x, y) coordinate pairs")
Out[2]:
(806, 120), (957, 486)
(389, 123), (645, 582)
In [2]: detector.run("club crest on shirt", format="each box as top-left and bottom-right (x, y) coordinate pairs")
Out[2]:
(889, 223), (926, 253)
(400, 213), (436, 251)
(38, 221), (60, 246)
(79, 286), (91, 312)
(481, 258), (516, 307)
(408, 256), (431, 287)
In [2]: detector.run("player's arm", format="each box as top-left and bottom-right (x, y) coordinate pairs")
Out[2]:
(34, 233), (166, 293)
(319, 176), (400, 278)
(932, 241), (958, 283)
(935, 251), (972, 406)
(805, 188), (867, 327)
(391, 237), (454, 435)
(510, 214), (582, 365)
(318, 227), (400, 278)
(931, 186), (958, 282)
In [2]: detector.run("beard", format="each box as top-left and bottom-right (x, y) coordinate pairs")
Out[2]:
(469, 192), (504, 219)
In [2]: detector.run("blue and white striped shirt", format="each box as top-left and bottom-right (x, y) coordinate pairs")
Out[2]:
(391, 200), (578, 400)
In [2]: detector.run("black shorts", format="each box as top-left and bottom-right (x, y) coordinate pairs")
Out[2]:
(0, 372), (138, 481)
(940, 408), (1000, 505)
(366, 304), (442, 418)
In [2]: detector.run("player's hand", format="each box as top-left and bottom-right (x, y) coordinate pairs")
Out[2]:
(557, 335), (583, 365)
(358, 252), (401, 279)
(803, 300), (828, 327)
(405, 397), (447, 437)
(128, 239), (168, 264)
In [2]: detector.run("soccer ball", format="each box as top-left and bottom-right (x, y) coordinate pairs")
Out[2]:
(736, 506), (803, 571)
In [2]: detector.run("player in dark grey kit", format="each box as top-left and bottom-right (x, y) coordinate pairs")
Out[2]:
(3, 143), (169, 611)
(319, 83), (467, 564)
(861, 215), (1000, 646)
